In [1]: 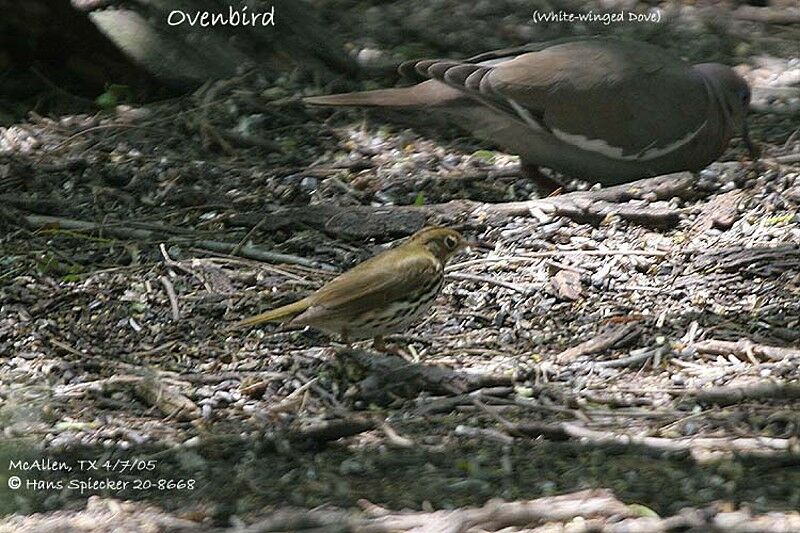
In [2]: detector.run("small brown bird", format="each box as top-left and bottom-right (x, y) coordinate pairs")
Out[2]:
(237, 227), (464, 349)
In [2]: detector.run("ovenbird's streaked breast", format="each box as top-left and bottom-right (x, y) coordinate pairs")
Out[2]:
(237, 227), (464, 346)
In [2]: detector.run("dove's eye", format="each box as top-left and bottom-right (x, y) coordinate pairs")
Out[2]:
(739, 87), (751, 106)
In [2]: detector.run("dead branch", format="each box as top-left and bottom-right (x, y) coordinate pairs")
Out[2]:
(593, 346), (672, 369)
(539, 199), (681, 227)
(445, 272), (532, 294)
(341, 349), (516, 403)
(20, 213), (334, 270)
(236, 489), (630, 532)
(476, 172), (695, 218)
(132, 375), (200, 421)
(774, 153), (800, 165)
(158, 275), (180, 321)
(230, 487), (800, 532)
(673, 381), (800, 407)
(513, 421), (798, 458)
(266, 377), (319, 414)
(227, 173), (696, 240)
(52, 375), (146, 399)
(416, 387), (515, 415)
(692, 245), (800, 277)
(225, 204), (428, 240)
(447, 249), (667, 272)
(17, 492), (800, 533)
(556, 324), (641, 363)
(750, 100), (800, 116)
(488, 174), (690, 227)
(291, 417), (376, 443)
(0, 194), (74, 215)
(379, 421), (415, 448)
(693, 338), (800, 362)
(732, 6), (800, 24)
(454, 424), (515, 444)
(55, 373), (200, 421)
(581, 391), (655, 409)
(235, 508), (355, 532)
(359, 489), (631, 533)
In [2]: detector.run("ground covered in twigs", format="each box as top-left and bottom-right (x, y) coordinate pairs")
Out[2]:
(3, 2), (800, 532)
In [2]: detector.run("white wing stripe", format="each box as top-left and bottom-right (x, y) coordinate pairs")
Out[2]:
(507, 98), (546, 132)
(551, 120), (707, 161)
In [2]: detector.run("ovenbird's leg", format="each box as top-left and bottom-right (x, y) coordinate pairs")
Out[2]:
(372, 336), (412, 359)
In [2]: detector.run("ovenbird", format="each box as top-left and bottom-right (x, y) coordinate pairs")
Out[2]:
(237, 227), (464, 348)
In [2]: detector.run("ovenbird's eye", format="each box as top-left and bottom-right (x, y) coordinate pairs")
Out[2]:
(444, 235), (458, 250)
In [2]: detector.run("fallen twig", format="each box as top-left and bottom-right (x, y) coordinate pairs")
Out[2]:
(691, 245), (800, 277)
(21, 214), (334, 270)
(672, 381), (800, 407)
(447, 249), (667, 272)
(445, 272), (532, 294)
(128, 340), (179, 358)
(732, 6), (800, 24)
(513, 421), (798, 458)
(132, 374), (200, 421)
(342, 349), (515, 403)
(468, 172), (695, 220)
(53, 375), (147, 399)
(379, 421), (415, 448)
(749, 101), (800, 116)
(556, 324), (641, 363)
(774, 153), (800, 165)
(267, 377), (319, 414)
(234, 489), (630, 532)
(416, 387), (515, 415)
(593, 346), (671, 369)
(693, 338), (800, 362)
(228, 173), (697, 240)
(358, 489), (630, 532)
(454, 425), (515, 445)
(291, 416), (375, 443)
(52, 370), (200, 422)
(159, 275), (181, 321)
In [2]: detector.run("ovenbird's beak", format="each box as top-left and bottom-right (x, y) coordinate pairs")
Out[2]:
(460, 236), (479, 254)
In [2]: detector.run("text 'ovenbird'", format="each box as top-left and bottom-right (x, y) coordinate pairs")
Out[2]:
(237, 227), (464, 348)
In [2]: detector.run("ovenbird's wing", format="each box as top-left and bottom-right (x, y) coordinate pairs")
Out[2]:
(293, 246), (440, 324)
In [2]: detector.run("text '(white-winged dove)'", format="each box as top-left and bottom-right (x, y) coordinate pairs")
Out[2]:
(305, 38), (756, 187)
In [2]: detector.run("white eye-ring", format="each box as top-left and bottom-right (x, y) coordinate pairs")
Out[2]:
(445, 235), (458, 249)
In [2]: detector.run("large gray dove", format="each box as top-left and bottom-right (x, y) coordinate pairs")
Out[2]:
(305, 38), (754, 187)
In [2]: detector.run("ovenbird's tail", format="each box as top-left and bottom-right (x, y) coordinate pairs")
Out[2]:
(235, 298), (310, 328)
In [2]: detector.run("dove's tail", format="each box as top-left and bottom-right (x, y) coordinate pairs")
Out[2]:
(304, 83), (457, 108)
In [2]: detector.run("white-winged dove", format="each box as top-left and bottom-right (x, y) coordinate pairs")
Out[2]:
(305, 37), (755, 187)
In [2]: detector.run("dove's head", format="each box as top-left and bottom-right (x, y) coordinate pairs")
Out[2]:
(694, 63), (757, 159)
